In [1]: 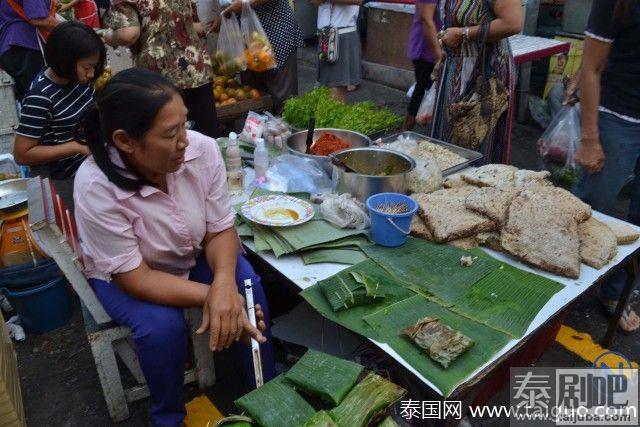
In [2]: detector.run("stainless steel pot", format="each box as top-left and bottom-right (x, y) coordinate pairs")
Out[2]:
(331, 148), (416, 202)
(0, 178), (29, 212)
(286, 128), (371, 175)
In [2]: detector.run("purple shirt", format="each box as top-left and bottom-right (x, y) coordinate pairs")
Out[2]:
(407, 0), (442, 63)
(0, 0), (51, 56)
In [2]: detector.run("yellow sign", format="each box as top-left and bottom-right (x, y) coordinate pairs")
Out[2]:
(543, 35), (585, 99)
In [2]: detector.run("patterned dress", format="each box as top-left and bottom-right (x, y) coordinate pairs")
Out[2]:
(108, 0), (212, 89)
(253, 0), (303, 70)
(431, 0), (516, 163)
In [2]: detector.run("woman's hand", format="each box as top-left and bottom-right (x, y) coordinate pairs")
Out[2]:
(73, 142), (91, 156)
(197, 279), (246, 350)
(575, 135), (605, 174)
(222, 0), (244, 18)
(241, 303), (267, 346)
(440, 27), (463, 49)
(205, 16), (222, 34)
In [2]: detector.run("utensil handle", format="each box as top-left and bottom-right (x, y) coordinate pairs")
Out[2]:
(244, 279), (264, 388)
(386, 217), (411, 235)
(305, 116), (315, 153)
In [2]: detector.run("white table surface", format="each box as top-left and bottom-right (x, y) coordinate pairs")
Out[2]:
(233, 174), (640, 396)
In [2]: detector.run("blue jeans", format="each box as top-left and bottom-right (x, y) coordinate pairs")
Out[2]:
(574, 111), (640, 300)
(90, 255), (276, 427)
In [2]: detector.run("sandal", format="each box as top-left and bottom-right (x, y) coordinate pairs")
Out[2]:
(601, 299), (640, 336)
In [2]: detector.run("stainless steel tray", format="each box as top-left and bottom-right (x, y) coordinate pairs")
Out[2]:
(376, 131), (483, 176)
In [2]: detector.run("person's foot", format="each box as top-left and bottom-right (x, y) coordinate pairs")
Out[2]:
(602, 299), (640, 334)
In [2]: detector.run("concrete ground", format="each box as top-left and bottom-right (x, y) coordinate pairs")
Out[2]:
(11, 52), (639, 426)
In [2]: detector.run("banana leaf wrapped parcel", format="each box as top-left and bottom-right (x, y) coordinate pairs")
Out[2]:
(320, 270), (386, 312)
(284, 349), (363, 405)
(402, 316), (474, 369)
(303, 411), (338, 427)
(329, 373), (406, 427)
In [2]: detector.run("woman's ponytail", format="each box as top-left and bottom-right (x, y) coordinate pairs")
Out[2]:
(75, 68), (180, 192)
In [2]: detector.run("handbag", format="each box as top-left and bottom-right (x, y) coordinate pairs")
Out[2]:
(448, 22), (509, 150)
(318, 5), (339, 63)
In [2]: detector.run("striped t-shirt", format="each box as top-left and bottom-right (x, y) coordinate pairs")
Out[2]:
(16, 71), (94, 179)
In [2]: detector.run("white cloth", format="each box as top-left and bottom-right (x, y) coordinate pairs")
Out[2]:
(317, 3), (359, 29)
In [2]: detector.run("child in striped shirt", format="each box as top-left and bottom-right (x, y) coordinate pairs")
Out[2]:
(14, 21), (105, 208)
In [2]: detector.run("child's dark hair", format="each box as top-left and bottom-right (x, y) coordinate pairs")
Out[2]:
(76, 68), (181, 191)
(45, 21), (106, 82)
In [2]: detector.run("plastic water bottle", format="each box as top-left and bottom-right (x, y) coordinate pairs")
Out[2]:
(226, 132), (244, 195)
(253, 138), (269, 179)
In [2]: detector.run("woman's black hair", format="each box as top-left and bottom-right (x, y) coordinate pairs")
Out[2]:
(76, 68), (181, 191)
(45, 21), (106, 82)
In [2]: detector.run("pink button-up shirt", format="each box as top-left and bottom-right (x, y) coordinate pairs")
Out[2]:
(74, 130), (235, 281)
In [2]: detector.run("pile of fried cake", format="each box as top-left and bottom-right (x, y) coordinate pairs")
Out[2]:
(410, 164), (640, 279)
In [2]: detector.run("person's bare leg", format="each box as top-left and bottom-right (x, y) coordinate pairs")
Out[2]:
(330, 86), (348, 103)
(403, 115), (416, 131)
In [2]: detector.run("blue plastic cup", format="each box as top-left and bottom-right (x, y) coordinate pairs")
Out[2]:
(366, 192), (418, 247)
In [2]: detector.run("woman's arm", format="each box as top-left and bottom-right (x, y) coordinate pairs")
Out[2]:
(59, 0), (81, 12)
(441, 0), (522, 48)
(418, 2), (442, 63)
(13, 135), (89, 166)
(197, 227), (250, 351)
(29, 15), (58, 32)
(575, 36), (611, 174)
(103, 27), (141, 48)
(113, 261), (210, 306)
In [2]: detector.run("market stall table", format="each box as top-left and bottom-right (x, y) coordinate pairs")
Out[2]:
(232, 184), (640, 409)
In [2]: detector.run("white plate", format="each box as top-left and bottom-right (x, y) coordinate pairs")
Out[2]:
(241, 195), (315, 227)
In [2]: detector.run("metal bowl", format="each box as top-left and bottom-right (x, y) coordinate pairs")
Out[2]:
(286, 128), (371, 175)
(0, 178), (29, 211)
(331, 148), (416, 202)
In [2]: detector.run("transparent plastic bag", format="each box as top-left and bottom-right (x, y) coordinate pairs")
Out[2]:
(240, 0), (276, 72)
(265, 155), (332, 193)
(320, 193), (370, 229)
(538, 105), (581, 169)
(0, 155), (21, 181)
(213, 13), (246, 76)
(416, 85), (436, 125)
(240, 111), (266, 144)
(407, 158), (442, 194)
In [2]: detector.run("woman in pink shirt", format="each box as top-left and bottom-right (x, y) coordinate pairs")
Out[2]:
(73, 68), (275, 426)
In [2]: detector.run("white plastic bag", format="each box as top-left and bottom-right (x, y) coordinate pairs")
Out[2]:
(213, 13), (246, 76)
(240, 111), (266, 144)
(320, 193), (370, 229)
(0, 154), (21, 181)
(265, 155), (332, 194)
(416, 85), (437, 125)
(240, 0), (276, 72)
(538, 105), (581, 169)
(406, 82), (416, 99)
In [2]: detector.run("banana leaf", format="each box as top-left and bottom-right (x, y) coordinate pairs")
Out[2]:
(362, 238), (501, 306)
(320, 270), (386, 312)
(329, 373), (406, 427)
(301, 260), (415, 340)
(363, 295), (511, 397)
(303, 411), (338, 427)
(272, 221), (366, 252)
(449, 263), (564, 338)
(303, 236), (372, 251)
(237, 223), (254, 238)
(377, 416), (399, 427)
(284, 349), (363, 405)
(234, 376), (315, 427)
(301, 248), (368, 265)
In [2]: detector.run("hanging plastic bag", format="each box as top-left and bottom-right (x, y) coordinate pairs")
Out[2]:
(406, 82), (416, 99)
(213, 13), (247, 76)
(416, 85), (436, 125)
(538, 105), (581, 169)
(240, 0), (276, 72)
